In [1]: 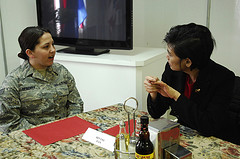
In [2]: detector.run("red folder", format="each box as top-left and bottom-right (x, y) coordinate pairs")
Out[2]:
(23, 116), (100, 146)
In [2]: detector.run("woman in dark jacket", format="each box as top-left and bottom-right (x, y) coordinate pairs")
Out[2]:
(144, 23), (239, 145)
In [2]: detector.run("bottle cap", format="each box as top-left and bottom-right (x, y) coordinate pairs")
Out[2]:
(140, 115), (149, 124)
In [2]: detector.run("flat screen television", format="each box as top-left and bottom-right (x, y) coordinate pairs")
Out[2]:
(36, 0), (133, 55)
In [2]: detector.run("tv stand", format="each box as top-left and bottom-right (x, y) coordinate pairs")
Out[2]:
(57, 47), (110, 56)
(54, 47), (167, 112)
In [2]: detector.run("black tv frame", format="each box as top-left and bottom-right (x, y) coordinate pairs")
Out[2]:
(36, 0), (133, 55)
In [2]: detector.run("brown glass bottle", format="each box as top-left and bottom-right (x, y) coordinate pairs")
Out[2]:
(135, 116), (154, 159)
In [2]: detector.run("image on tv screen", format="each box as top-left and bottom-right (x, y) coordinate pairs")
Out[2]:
(39, 0), (126, 41)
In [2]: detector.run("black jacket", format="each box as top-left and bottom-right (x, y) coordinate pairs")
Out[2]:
(147, 60), (240, 144)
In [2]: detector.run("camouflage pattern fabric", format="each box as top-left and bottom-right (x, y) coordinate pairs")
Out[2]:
(0, 61), (83, 133)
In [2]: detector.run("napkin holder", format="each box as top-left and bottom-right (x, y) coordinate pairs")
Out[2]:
(149, 117), (180, 159)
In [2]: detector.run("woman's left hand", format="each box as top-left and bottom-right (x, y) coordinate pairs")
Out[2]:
(152, 81), (181, 101)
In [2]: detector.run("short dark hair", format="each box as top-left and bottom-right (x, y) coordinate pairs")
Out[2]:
(164, 23), (216, 70)
(18, 26), (51, 60)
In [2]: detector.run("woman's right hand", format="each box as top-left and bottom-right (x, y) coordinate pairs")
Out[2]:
(144, 76), (160, 101)
(144, 76), (160, 93)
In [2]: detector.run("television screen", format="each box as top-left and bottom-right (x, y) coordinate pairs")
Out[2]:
(36, 0), (133, 55)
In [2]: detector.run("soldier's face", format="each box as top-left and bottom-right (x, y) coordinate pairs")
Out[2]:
(30, 33), (56, 70)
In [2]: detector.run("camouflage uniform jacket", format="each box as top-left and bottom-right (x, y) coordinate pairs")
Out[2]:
(0, 61), (84, 133)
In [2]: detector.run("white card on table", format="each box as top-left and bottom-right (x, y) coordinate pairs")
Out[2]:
(82, 127), (115, 152)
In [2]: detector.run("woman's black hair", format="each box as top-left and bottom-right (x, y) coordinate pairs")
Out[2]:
(164, 23), (216, 70)
(18, 26), (50, 60)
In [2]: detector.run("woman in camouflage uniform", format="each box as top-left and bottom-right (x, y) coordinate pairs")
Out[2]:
(0, 26), (84, 133)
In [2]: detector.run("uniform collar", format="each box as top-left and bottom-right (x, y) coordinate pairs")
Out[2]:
(22, 60), (59, 80)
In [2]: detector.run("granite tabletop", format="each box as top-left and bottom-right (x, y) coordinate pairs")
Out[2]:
(1, 104), (239, 159)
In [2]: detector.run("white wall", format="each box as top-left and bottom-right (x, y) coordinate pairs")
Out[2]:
(133, 0), (208, 48)
(0, 0), (37, 76)
(210, 0), (240, 76)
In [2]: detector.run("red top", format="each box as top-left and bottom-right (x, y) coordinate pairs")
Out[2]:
(184, 75), (195, 99)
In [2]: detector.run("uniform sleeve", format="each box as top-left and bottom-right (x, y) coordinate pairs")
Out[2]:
(65, 70), (84, 116)
(0, 77), (34, 133)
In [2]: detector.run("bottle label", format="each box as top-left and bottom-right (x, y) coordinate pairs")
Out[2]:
(135, 152), (154, 159)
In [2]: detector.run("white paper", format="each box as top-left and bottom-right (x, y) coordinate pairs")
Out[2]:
(149, 127), (159, 159)
(82, 127), (115, 152)
(149, 128), (158, 144)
